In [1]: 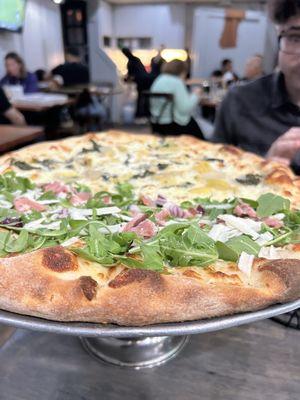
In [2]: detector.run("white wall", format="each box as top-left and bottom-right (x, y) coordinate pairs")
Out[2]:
(113, 4), (186, 49)
(99, 0), (113, 39)
(191, 7), (269, 78)
(0, 0), (64, 77)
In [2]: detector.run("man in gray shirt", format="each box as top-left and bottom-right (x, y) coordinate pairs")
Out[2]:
(213, 0), (300, 170)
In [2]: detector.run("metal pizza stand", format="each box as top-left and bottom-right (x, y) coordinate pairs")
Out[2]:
(0, 299), (300, 369)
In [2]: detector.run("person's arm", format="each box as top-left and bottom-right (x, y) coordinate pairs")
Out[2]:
(4, 107), (26, 126)
(173, 80), (199, 114)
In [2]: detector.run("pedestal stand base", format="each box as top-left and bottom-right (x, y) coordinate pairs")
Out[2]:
(271, 309), (300, 330)
(80, 335), (189, 369)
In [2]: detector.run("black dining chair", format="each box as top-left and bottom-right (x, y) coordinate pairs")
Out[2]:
(141, 91), (174, 134)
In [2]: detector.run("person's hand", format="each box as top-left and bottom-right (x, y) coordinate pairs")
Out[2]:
(266, 128), (300, 164)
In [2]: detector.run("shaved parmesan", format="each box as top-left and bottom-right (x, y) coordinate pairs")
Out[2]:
(219, 215), (261, 239)
(272, 213), (285, 220)
(208, 224), (241, 243)
(98, 223), (126, 234)
(255, 231), (274, 246)
(69, 207), (121, 220)
(61, 237), (81, 247)
(204, 204), (234, 210)
(238, 252), (254, 277)
(24, 219), (61, 230)
(0, 198), (12, 209)
(38, 199), (61, 205)
(258, 246), (280, 259)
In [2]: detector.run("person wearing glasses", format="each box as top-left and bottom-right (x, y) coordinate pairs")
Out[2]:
(213, 0), (300, 170)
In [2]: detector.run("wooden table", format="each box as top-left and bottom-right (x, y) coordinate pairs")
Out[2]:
(0, 125), (44, 153)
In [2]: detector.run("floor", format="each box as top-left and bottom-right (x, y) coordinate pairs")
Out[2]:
(0, 320), (299, 400)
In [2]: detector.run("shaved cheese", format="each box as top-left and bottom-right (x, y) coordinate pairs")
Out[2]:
(24, 218), (46, 229)
(258, 246), (280, 259)
(24, 218), (61, 230)
(272, 213), (285, 220)
(98, 223), (126, 234)
(61, 237), (81, 247)
(255, 231), (274, 246)
(69, 207), (121, 220)
(23, 189), (43, 200)
(208, 224), (241, 243)
(204, 204), (234, 210)
(238, 252), (254, 277)
(38, 199), (61, 205)
(219, 215), (261, 239)
(0, 198), (12, 209)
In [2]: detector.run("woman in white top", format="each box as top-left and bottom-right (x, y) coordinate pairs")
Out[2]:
(150, 60), (203, 138)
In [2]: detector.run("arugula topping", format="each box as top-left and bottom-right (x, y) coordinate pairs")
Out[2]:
(256, 193), (290, 218)
(0, 172), (34, 192)
(0, 170), (299, 272)
(216, 235), (260, 262)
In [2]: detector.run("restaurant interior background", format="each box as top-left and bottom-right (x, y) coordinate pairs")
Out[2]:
(0, 0), (278, 128)
(0, 1), (300, 400)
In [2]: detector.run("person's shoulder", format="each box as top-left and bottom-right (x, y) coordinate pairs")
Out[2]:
(230, 74), (274, 97)
(225, 73), (275, 108)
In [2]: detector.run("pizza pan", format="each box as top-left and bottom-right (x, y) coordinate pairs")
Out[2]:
(0, 299), (299, 338)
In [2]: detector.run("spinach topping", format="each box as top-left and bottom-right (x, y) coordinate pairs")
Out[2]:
(236, 174), (262, 186)
(79, 140), (102, 154)
(11, 161), (40, 171)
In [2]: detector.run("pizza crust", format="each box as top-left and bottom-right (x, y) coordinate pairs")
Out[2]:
(0, 246), (299, 326)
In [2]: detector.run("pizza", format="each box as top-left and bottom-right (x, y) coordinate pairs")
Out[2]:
(0, 130), (299, 326)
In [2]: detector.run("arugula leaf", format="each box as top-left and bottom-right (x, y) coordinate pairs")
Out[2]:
(5, 230), (29, 253)
(216, 235), (260, 262)
(116, 243), (164, 271)
(115, 182), (133, 199)
(0, 231), (9, 251)
(216, 241), (239, 262)
(38, 191), (57, 200)
(0, 172), (35, 192)
(158, 223), (218, 268)
(256, 193), (290, 218)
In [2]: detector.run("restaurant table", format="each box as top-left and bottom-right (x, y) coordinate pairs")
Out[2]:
(11, 95), (73, 113)
(0, 319), (299, 400)
(0, 125), (44, 153)
(42, 84), (123, 97)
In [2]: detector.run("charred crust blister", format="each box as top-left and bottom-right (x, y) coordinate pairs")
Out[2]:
(42, 246), (77, 273)
(79, 276), (98, 301)
(109, 269), (162, 289)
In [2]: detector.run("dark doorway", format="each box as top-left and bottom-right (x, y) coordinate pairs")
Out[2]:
(60, 0), (89, 66)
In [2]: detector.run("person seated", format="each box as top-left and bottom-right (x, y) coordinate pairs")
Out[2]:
(51, 47), (89, 87)
(0, 52), (38, 94)
(242, 54), (265, 82)
(213, 0), (300, 171)
(0, 87), (26, 125)
(150, 59), (203, 138)
(221, 59), (239, 87)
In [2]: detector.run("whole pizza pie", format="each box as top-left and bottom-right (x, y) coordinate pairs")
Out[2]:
(0, 131), (299, 326)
